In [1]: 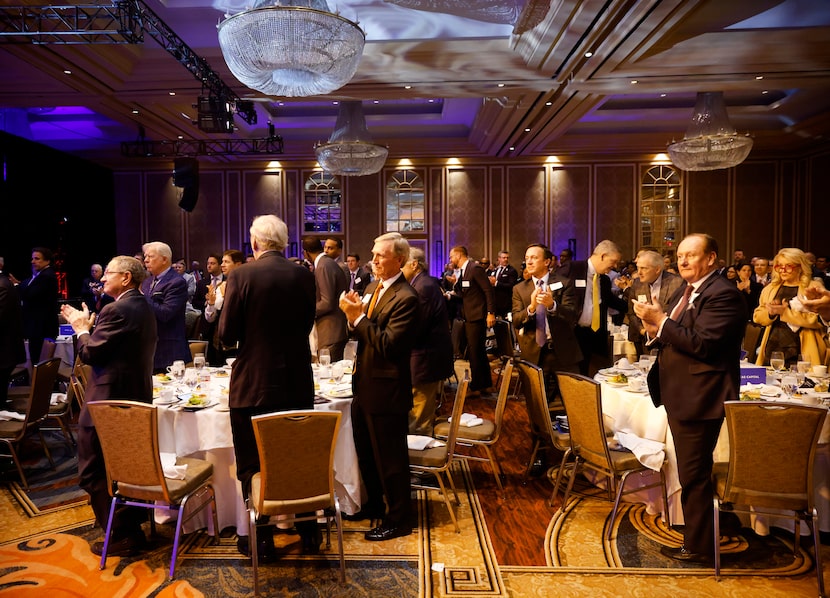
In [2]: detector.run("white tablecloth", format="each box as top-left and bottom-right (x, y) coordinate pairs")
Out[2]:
(154, 368), (363, 535)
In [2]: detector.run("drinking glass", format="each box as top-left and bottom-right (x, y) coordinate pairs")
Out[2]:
(780, 373), (799, 399)
(184, 368), (199, 390)
(796, 354), (811, 375)
(318, 349), (331, 379)
(168, 360), (185, 384)
(332, 362), (345, 383)
(344, 340), (358, 363)
(193, 353), (206, 371)
(769, 351), (785, 372)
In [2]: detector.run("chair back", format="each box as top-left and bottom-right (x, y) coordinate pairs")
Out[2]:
(489, 361), (513, 443)
(556, 372), (611, 470)
(69, 373), (86, 409)
(722, 400), (826, 511)
(26, 358), (62, 425)
(189, 340), (208, 363)
(493, 319), (520, 360)
(742, 323), (763, 363)
(251, 410), (341, 515)
(443, 373), (471, 458)
(516, 360), (555, 447)
(87, 400), (171, 502)
(39, 338), (57, 362)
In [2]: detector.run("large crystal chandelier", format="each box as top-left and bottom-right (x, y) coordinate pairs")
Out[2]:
(217, 0), (365, 98)
(668, 92), (753, 171)
(315, 101), (388, 176)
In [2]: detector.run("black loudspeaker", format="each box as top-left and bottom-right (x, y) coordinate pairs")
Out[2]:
(173, 157), (199, 188)
(178, 183), (199, 212)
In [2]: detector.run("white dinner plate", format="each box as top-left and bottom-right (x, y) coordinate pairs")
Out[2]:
(625, 388), (650, 394)
(605, 381), (629, 388)
(327, 388), (353, 399)
(182, 401), (216, 411)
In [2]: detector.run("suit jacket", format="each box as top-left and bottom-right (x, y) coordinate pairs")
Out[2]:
(511, 274), (582, 366)
(192, 274), (224, 313)
(626, 270), (684, 345)
(140, 268), (191, 369)
(648, 273), (746, 420)
(455, 260), (495, 322)
(0, 273), (26, 370)
(17, 265), (58, 346)
(352, 274), (420, 414)
(314, 254), (349, 350)
(347, 267), (372, 296)
(492, 264), (519, 314)
(555, 259), (627, 338)
(409, 272), (454, 384)
(219, 251), (316, 410)
(77, 289), (157, 426)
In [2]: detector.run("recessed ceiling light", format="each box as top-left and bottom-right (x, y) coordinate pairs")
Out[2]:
(756, 75), (764, 80)
(132, 109), (139, 114)
(404, 85), (412, 89)
(497, 83), (505, 88)
(584, 51), (593, 58)
(428, 99), (434, 103)
(762, 90), (769, 94)
(332, 101), (339, 105)
(178, 135), (183, 139)
(524, 127), (531, 132)
(630, 80), (638, 84)
(660, 93), (667, 97)
(509, 146), (515, 151)
(63, 69), (72, 75)
(169, 91), (176, 96)
(373, 100), (379, 104)
(545, 101), (552, 106)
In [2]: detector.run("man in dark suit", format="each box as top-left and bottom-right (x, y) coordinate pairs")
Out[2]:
(624, 250), (684, 357)
(633, 233), (746, 564)
(450, 245), (496, 394)
(345, 253), (372, 295)
(402, 247), (453, 435)
(14, 246), (58, 366)
(339, 232), (419, 541)
(489, 250), (519, 318)
(0, 265), (25, 407)
(219, 215), (318, 557)
(61, 256), (157, 557)
(192, 254), (224, 365)
(303, 237), (349, 361)
(512, 244), (582, 401)
(140, 241), (191, 372)
(555, 240), (628, 376)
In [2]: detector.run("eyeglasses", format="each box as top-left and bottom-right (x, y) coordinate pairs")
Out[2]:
(773, 264), (797, 272)
(103, 269), (126, 276)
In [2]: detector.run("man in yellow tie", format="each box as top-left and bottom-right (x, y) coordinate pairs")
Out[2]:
(555, 239), (628, 376)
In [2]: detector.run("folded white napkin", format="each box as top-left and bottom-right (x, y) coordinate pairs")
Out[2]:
(448, 412), (484, 427)
(160, 452), (187, 480)
(616, 431), (666, 471)
(50, 392), (67, 405)
(407, 435), (446, 451)
(0, 410), (25, 421)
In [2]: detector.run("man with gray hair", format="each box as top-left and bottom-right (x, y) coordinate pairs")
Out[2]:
(625, 250), (683, 357)
(402, 247), (453, 435)
(219, 214), (319, 558)
(140, 241), (190, 371)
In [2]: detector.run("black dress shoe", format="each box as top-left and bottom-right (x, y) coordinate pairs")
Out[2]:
(660, 545), (713, 564)
(92, 532), (146, 557)
(528, 458), (546, 477)
(364, 523), (412, 542)
(237, 535), (279, 563)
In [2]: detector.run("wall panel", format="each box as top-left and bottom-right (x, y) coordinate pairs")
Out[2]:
(145, 172), (185, 257)
(115, 173), (143, 256)
(185, 171), (223, 263)
(550, 166), (590, 260)
(734, 161), (777, 259)
(447, 167), (487, 258)
(595, 164), (636, 256)
(346, 171), (383, 262)
(685, 169), (729, 251)
(807, 152), (830, 255)
(506, 165), (546, 262)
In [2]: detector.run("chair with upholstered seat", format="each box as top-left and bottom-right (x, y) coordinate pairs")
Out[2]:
(555, 372), (670, 540)
(713, 401), (825, 596)
(492, 319), (522, 398)
(0, 357), (62, 489)
(9, 338), (56, 388)
(410, 372), (471, 534)
(87, 400), (218, 579)
(434, 361), (512, 497)
(248, 410), (344, 594)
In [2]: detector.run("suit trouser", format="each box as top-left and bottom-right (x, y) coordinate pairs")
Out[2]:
(538, 347), (579, 403)
(464, 319), (492, 391)
(0, 366), (12, 405)
(351, 401), (411, 526)
(666, 416), (723, 555)
(573, 325), (611, 376)
(409, 380), (443, 436)
(78, 424), (146, 540)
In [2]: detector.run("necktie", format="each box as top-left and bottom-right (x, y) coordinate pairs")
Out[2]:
(495, 266), (502, 279)
(535, 280), (547, 347)
(150, 277), (158, 292)
(670, 284), (694, 320)
(350, 271), (356, 290)
(366, 284), (382, 319)
(590, 272), (601, 331)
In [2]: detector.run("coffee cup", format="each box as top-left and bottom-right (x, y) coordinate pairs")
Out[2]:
(160, 388), (175, 402)
(812, 365), (827, 376)
(627, 377), (646, 392)
(167, 360), (185, 377)
(801, 394), (821, 406)
(226, 357), (236, 368)
(217, 395), (230, 409)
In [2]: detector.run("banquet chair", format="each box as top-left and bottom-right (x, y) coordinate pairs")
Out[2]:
(556, 372), (670, 540)
(248, 410), (344, 594)
(0, 357), (61, 489)
(492, 319), (522, 398)
(87, 400), (218, 580)
(9, 338), (56, 388)
(188, 340), (208, 366)
(713, 401), (825, 596)
(409, 372), (471, 534)
(434, 361), (512, 497)
(69, 373), (86, 412)
(742, 322), (763, 363)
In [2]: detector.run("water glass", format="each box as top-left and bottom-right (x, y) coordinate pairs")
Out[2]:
(193, 353), (206, 371)
(167, 360), (185, 383)
(344, 340), (358, 363)
(184, 368), (199, 390)
(796, 355), (811, 375)
(780, 374), (799, 399)
(769, 351), (785, 372)
(318, 349), (331, 378)
(332, 362), (345, 383)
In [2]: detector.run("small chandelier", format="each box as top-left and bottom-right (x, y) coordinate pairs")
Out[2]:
(217, 0), (365, 98)
(668, 92), (753, 171)
(315, 101), (388, 176)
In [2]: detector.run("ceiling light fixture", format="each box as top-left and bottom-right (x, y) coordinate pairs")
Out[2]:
(668, 91), (753, 171)
(314, 101), (388, 176)
(217, 0), (365, 98)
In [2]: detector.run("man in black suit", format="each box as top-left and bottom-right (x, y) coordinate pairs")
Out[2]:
(219, 215), (318, 558)
(61, 256), (157, 557)
(633, 233), (746, 564)
(13, 246), (58, 365)
(402, 247), (453, 435)
(339, 232), (419, 541)
(303, 237), (349, 361)
(345, 253), (372, 295)
(489, 250), (519, 318)
(555, 240), (628, 375)
(449, 245), (496, 394)
(0, 265), (25, 407)
(192, 254), (223, 364)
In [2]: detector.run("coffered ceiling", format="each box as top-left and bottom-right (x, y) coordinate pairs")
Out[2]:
(1, 0), (829, 168)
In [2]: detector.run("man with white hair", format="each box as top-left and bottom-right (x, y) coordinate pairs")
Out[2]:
(626, 250), (683, 357)
(140, 241), (190, 371)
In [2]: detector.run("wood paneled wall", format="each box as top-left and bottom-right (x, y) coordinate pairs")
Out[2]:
(114, 151), (830, 277)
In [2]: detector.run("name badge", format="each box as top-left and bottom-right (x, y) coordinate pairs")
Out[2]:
(354, 277), (361, 284)
(575, 279), (586, 288)
(548, 281), (563, 291)
(361, 294), (372, 304)
(637, 294), (648, 303)
(462, 280), (471, 288)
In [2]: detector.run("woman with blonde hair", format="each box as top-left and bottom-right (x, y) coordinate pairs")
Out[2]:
(753, 247), (827, 368)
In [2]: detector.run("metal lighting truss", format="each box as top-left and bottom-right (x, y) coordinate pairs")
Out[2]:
(120, 135), (284, 158)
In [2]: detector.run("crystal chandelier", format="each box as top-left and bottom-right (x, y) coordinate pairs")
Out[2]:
(668, 92), (753, 171)
(315, 101), (388, 176)
(217, 0), (365, 98)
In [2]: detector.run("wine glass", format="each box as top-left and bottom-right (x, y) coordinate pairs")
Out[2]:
(331, 362), (345, 383)
(184, 368), (199, 391)
(318, 349), (331, 379)
(796, 354), (811, 376)
(780, 373), (799, 400)
(193, 353), (206, 371)
(769, 351), (785, 373)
